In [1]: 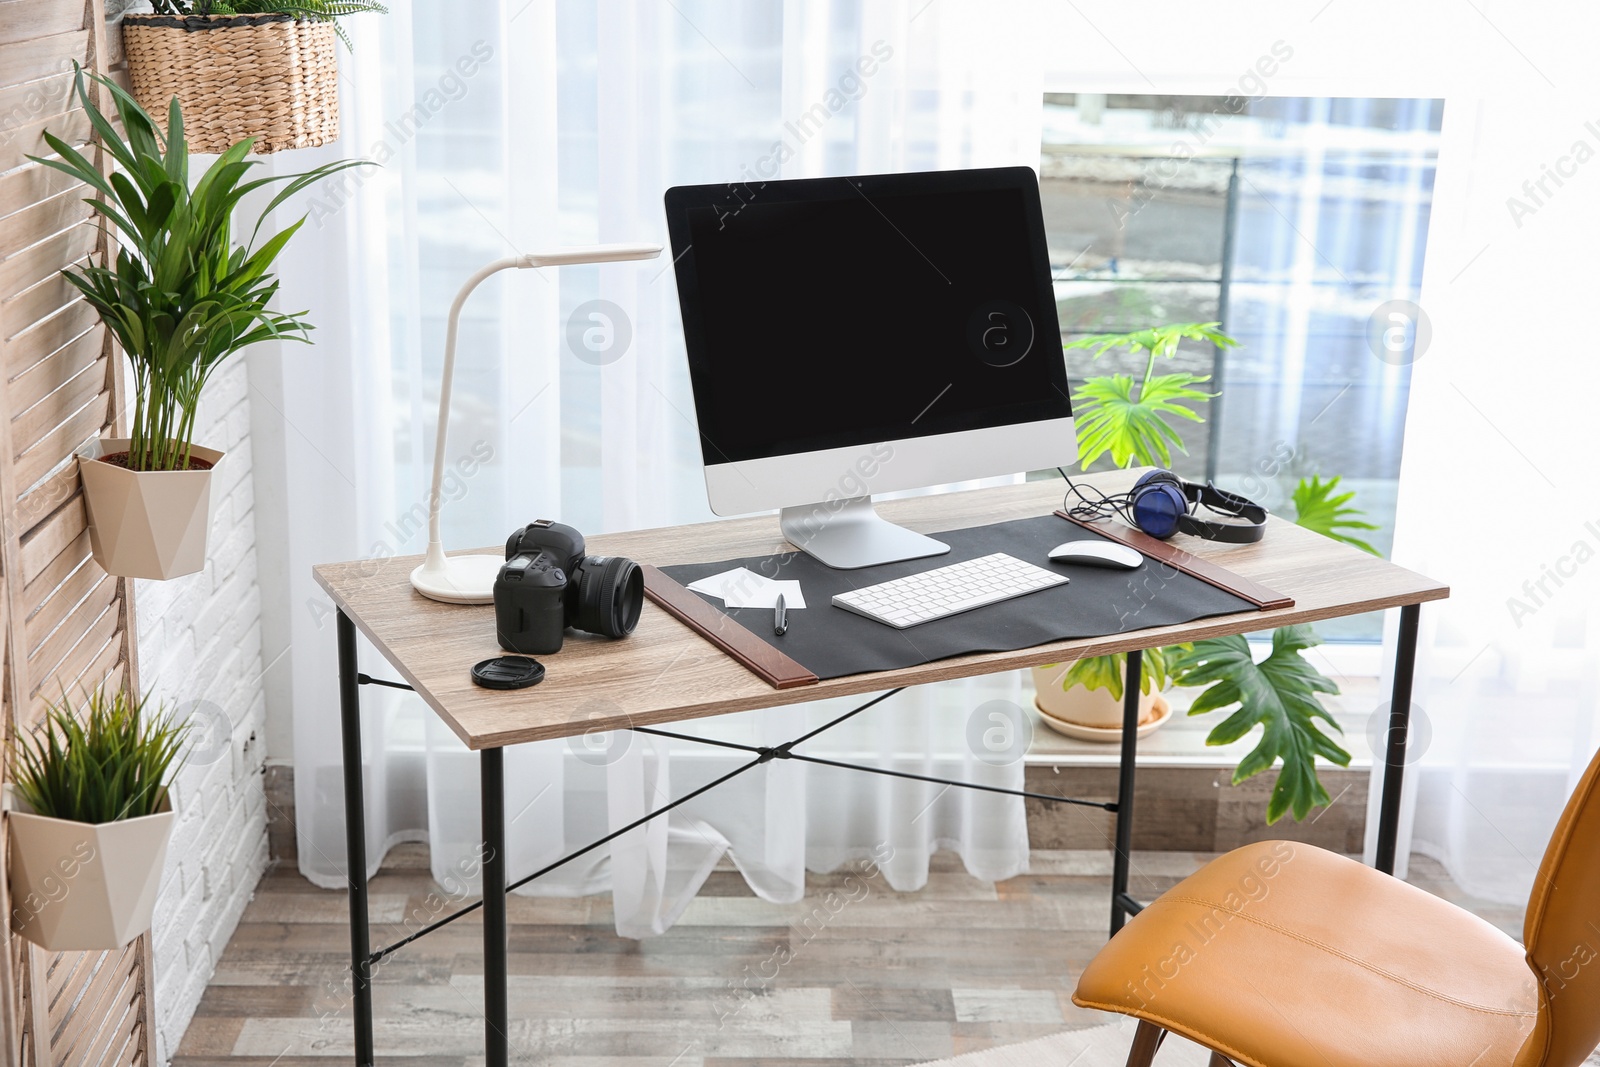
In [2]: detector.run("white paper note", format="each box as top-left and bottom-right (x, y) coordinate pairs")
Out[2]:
(724, 578), (805, 610)
(686, 567), (763, 600)
(686, 568), (806, 610)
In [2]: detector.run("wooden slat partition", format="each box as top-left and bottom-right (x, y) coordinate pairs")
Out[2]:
(0, 1), (149, 1064)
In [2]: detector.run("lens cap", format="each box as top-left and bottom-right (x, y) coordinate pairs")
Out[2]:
(471, 656), (546, 691)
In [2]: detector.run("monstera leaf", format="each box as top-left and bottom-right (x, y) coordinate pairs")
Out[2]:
(1172, 626), (1351, 823)
(1292, 475), (1381, 555)
(1071, 372), (1215, 469)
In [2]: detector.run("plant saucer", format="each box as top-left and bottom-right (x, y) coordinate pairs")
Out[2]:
(1033, 693), (1172, 743)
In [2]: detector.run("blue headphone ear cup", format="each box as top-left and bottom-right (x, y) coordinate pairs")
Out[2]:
(1132, 469), (1184, 494)
(1129, 480), (1187, 539)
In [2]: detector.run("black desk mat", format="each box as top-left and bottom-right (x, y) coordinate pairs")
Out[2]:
(660, 515), (1255, 681)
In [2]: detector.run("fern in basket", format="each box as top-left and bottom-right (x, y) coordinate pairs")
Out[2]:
(149, 0), (387, 47)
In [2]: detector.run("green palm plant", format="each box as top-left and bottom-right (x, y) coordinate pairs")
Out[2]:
(12, 688), (189, 824)
(1064, 321), (1235, 469)
(29, 66), (367, 471)
(1291, 474), (1381, 555)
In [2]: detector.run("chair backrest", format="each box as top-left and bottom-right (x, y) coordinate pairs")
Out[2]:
(1514, 743), (1600, 1067)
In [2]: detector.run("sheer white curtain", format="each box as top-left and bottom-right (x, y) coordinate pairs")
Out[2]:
(1372, 90), (1600, 901)
(284, 0), (1048, 936)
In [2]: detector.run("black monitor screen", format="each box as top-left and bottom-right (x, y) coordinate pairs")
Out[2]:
(664, 167), (1070, 465)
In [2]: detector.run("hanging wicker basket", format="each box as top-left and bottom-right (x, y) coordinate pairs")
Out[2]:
(122, 13), (339, 154)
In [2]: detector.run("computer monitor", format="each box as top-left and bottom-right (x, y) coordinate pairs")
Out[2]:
(663, 165), (1074, 569)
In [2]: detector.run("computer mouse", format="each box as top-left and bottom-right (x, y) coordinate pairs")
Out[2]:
(1047, 541), (1144, 569)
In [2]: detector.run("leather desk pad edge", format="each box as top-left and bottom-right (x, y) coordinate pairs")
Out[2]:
(1054, 511), (1295, 610)
(641, 565), (819, 689)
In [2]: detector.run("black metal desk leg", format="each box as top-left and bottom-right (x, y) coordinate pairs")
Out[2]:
(1110, 649), (1143, 937)
(337, 610), (375, 1067)
(481, 748), (509, 1067)
(1375, 603), (1421, 875)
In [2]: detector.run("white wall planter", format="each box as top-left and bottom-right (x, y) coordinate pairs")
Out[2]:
(1030, 663), (1171, 741)
(7, 794), (174, 952)
(77, 437), (223, 580)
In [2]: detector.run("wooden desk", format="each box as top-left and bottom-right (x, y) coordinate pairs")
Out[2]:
(315, 469), (1445, 1067)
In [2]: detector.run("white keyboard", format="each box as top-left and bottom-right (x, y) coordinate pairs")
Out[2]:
(832, 552), (1069, 629)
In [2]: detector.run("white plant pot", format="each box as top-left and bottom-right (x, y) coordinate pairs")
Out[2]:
(7, 794), (174, 951)
(77, 437), (223, 580)
(1030, 663), (1164, 731)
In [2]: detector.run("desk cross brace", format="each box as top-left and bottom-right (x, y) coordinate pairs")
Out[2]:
(631, 724), (1115, 810)
(355, 680), (1117, 969)
(337, 603), (1424, 1067)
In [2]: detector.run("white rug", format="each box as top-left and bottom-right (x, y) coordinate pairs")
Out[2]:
(915, 1018), (1214, 1066)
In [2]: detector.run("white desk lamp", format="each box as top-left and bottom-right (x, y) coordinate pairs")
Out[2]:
(410, 244), (663, 604)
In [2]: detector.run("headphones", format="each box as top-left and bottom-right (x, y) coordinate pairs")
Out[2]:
(1064, 469), (1267, 544)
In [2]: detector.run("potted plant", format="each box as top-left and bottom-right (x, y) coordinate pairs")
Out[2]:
(123, 1), (386, 154)
(7, 688), (188, 951)
(33, 68), (365, 579)
(1043, 322), (1382, 822)
(1031, 646), (1185, 741)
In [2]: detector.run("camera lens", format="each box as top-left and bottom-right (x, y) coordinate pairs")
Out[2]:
(571, 555), (644, 638)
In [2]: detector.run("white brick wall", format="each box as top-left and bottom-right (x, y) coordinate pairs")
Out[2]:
(134, 359), (270, 1065)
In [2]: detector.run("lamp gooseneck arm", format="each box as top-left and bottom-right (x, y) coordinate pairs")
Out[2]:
(422, 256), (525, 566)
(413, 244), (659, 597)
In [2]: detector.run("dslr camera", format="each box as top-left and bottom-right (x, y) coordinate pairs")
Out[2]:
(494, 520), (644, 655)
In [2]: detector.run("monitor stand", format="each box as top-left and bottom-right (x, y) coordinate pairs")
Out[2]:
(779, 496), (950, 570)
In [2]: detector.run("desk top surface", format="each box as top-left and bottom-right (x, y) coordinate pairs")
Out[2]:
(313, 470), (1447, 749)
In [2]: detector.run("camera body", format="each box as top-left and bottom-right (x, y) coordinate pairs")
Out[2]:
(494, 520), (643, 655)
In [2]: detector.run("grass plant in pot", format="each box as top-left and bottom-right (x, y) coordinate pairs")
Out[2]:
(7, 688), (188, 952)
(34, 67), (364, 579)
(1041, 322), (1383, 822)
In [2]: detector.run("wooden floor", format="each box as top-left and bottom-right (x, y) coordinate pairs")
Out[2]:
(171, 842), (1521, 1067)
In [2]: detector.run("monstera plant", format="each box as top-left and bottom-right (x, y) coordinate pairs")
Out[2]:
(1038, 321), (1381, 823)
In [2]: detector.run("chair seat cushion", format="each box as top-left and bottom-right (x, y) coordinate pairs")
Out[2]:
(1073, 842), (1539, 1067)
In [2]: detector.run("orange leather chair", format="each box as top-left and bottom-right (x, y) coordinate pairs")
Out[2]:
(1073, 744), (1600, 1067)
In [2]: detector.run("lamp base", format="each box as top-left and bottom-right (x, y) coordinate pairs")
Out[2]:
(410, 553), (503, 604)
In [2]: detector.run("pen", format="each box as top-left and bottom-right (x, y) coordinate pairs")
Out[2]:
(773, 594), (788, 636)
